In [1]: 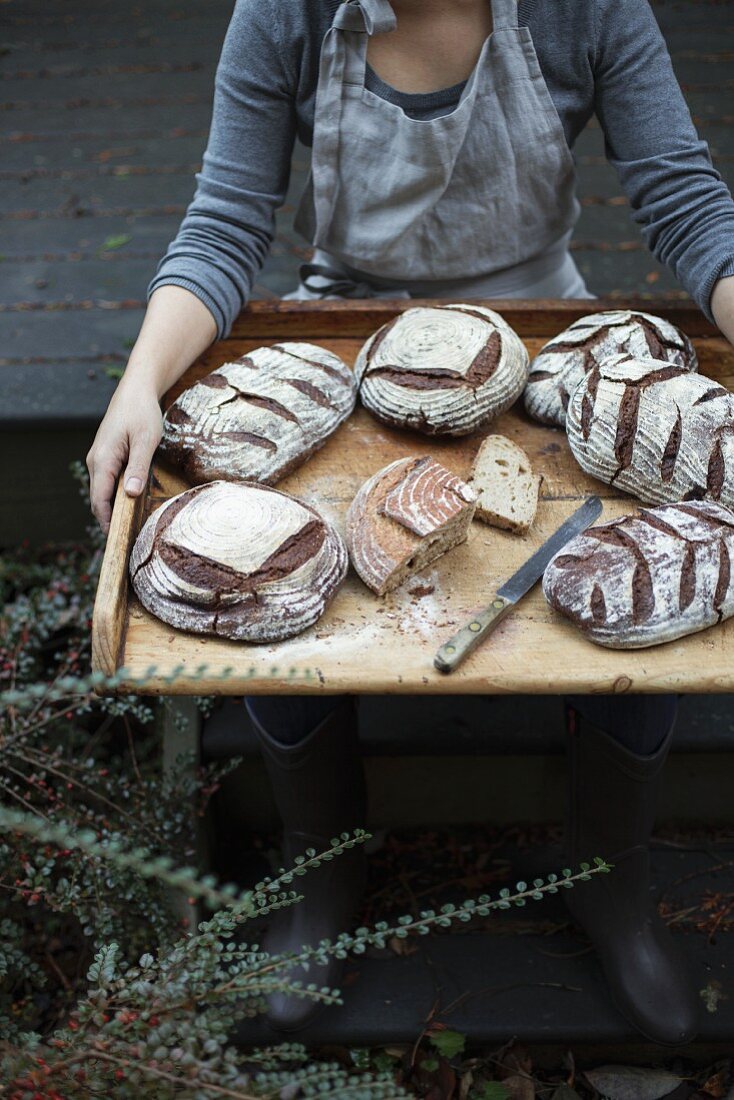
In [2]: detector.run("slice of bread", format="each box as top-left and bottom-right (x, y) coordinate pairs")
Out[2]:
(469, 435), (542, 534)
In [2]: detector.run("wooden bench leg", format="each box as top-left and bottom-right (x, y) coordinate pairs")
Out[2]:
(161, 696), (205, 930)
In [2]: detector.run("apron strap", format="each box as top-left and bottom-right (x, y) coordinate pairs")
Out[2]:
(333, 0), (397, 36)
(299, 262), (381, 299)
(490, 0), (520, 31)
(298, 261), (411, 300)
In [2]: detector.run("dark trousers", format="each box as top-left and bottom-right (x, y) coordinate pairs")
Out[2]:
(246, 694), (677, 755)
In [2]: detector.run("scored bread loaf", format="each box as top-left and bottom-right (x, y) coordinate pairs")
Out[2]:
(566, 355), (734, 506)
(469, 435), (542, 534)
(129, 480), (347, 642)
(542, 500), (734, 648)
(524, 310), (697, 427)
(160, 342), (357, 485)
(355, 304), (529, 436)
(346, 456), (477, 595)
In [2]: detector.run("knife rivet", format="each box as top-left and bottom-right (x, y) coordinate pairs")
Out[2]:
(469, 622), (481, 632)
(493, 599), (505, 609)
(445, 645), (456, 653)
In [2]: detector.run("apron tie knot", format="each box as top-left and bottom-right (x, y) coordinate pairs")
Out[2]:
(333, 0), (397, 36)
(299, 262), (382, 299)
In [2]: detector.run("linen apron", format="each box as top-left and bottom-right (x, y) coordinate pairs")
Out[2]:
(288, 0), (593, 301)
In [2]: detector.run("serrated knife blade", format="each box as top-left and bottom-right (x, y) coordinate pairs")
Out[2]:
(434, 495), (603, 674)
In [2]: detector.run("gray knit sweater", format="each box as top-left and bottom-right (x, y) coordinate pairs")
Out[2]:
(149, 0), (734, 337)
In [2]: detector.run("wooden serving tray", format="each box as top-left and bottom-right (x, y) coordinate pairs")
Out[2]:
(92, 299), (734, 696)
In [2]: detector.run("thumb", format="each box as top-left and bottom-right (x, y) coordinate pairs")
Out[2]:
(123, 432), (159, 497)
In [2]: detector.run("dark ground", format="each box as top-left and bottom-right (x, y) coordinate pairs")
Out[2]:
(1, 0), (733, 377)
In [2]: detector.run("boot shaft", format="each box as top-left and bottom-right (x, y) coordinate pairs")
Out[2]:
(566, 704), (675, 865)
(250, 698), (367, 839)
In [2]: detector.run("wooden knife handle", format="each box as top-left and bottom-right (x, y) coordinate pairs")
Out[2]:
(433, 595), (513, 674)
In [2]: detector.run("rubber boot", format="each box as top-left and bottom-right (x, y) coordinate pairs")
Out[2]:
(564, 705), (699, 1045)
(250, 699), (367, 1032)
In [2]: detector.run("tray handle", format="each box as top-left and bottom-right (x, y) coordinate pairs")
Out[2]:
(91, 478), (148, 682)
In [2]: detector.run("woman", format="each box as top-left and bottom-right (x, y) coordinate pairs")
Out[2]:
(88, 0), (734, 1043)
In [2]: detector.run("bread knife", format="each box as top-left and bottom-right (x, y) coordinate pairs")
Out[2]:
(434, 495), (603, 674)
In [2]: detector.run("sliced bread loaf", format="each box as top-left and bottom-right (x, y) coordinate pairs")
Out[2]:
(469, 435), (542, 533)
(346, 456), (477, 595)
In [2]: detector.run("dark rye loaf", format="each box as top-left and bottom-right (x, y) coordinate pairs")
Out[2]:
(524, 310), (697, 428)
(566, 355), (734, 506)
(129, 480), (347, 642)
(355, 304), (529, 436)
(160, 342), (357, 485)
(543, 500), (734, 648)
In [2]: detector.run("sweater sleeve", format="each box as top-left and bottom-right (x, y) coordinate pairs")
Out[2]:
(593, 0), (734, 320)
(147, 0), (297, 338)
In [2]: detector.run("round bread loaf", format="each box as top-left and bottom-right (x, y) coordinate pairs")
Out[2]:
(543, 500), (734, 648)
(160, 342), (357, 485)
(346, 455), (477, 595)
(524, 310), (697, 427)
(566, 354), (734, 507)
(354, 304), (529, 436)
(129, 480), (347, 642)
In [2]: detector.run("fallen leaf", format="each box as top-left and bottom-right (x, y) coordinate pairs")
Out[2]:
(701, 1070), (729, 1098)
(645, 271), (660, 284)
(700, 979), (729, 1014)
(416, 1053), (456, 1100)
(584, 1065), (681, 1100)
(101, 233), (132, 251)
(502, 1074), (535, 1100)
(458, 1069), (474, 1100)
(388, 935), (418, 957)
(428, 1027), (466, 1060)
(96, 146), (136, 162)
(479, 1085), (512, 1100)
(497, 1043), (533, 1078)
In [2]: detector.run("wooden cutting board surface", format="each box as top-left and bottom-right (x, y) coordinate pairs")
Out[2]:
(91, 299), (734, 695)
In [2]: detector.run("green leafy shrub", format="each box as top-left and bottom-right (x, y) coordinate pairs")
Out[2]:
(0, 803), (607, 1097)
(0, 469), (610, 1097)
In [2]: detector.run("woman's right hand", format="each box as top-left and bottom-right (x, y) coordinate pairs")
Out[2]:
(86, 285), (219, 533)
(86, 380), (163, 534)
